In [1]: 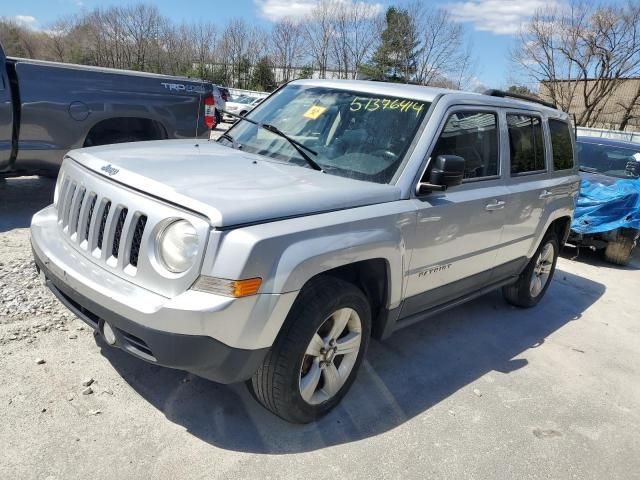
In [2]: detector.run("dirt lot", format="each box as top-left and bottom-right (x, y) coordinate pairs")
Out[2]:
(1, 173), (639, 480)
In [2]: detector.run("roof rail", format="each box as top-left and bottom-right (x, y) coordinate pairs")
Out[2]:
(483, 89), (557, 110)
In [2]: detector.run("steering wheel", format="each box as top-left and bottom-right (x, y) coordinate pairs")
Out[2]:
(371, 149), (398, 162)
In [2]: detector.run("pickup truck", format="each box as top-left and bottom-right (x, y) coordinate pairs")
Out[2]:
(31, 80), (579, 423)
(0, 42), (215, 178)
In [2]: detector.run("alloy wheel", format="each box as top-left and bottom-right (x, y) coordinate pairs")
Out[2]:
(299, 307), (362, 405)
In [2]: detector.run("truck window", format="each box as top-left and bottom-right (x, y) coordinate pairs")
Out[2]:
(548, 119), (574, 170)
(507, 114), (545, 174)
(430, 111), (499, 180)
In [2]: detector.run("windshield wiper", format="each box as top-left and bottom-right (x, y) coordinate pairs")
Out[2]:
(221, 109), (323, 172)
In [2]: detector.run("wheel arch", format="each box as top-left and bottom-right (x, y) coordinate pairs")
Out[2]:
(83, 117), (168, 147)
(302, 258), (392, 341)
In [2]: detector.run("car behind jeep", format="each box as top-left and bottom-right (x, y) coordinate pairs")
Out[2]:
(31, 80), (579, 423)
(569, 136), (640, 265)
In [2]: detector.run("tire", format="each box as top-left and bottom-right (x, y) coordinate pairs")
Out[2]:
(503, 231), (559, 308)
(249, 276), (371, 424)
(604, 234), (636, 266)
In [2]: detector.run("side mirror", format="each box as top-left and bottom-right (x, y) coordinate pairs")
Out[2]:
(418, 155), (465, 194)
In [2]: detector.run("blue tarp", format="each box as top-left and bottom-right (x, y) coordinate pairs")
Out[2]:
(571, 177), (640, 234)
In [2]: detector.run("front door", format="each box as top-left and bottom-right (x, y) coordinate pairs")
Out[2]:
(402, 107), (507, 319)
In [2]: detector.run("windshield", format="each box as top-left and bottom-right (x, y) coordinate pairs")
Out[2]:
(577, 141), (640, 179)
(220, 84), (430, 184)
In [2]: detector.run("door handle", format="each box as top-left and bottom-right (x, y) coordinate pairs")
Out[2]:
(485, 200), (506, 211)
(539, 190), (553, 199)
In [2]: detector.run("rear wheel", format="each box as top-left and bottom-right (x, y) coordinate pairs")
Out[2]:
(503, 231), (559, 308)
(249, 276), (371, 424)
(604, 234), (636, 266)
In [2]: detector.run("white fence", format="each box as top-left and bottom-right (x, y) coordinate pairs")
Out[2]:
(227, 88), (269, 100)
(577, 126), (640, 144)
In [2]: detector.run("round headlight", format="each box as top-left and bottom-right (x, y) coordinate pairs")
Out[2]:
(156, 220), (199, 273)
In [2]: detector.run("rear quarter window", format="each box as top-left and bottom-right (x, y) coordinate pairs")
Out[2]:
(548, 119), (574, 170)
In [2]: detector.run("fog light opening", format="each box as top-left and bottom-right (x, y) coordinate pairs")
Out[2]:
(102, 321), (117, 346)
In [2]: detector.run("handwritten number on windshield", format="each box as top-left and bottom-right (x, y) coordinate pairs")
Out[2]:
(350, 97), (424, 117)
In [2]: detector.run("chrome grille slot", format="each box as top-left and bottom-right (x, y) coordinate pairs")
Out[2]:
(61, 181), (77, 229)
(112, 208), (128, 259)
(129, 216), (147, 268)
(97, 201), (111, 250)
(82, 195), (97, 243)
(57, 177), (70, 223)
(69, 187), (86, 239)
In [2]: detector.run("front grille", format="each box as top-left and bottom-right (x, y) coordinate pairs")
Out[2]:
(57, 178), (147, 275)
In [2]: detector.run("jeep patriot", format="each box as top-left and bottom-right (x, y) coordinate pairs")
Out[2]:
(31, 80), (579, 423)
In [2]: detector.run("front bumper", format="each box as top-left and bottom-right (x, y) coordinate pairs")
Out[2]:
(35, 251), (267, 383)
(30, 205), (298, 383)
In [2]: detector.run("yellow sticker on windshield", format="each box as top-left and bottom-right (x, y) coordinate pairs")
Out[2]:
(303, 105), (327, 120)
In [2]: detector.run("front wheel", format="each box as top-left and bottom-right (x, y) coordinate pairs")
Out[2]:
(503, 231), (559, 308)
(249, 276), (371, 423)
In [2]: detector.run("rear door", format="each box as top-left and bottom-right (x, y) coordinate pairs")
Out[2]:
(401, 107), (508, 318)
(495, 111), (555, 269)
(0, 45), (13, 170)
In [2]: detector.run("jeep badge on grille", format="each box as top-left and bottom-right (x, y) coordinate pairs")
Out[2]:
(101, 164), (119, 176)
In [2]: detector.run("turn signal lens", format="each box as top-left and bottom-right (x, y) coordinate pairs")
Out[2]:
(192, 276), (262, 298)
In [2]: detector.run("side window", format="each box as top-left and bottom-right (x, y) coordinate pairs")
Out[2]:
(507, 114), (546, 174)
(430, 111), (499, 180)
(548, 119), (574, 170)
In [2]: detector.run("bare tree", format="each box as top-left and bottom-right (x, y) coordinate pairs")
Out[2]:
(514, 1), (640, 127)
(190, 21), (217, 79)
(302, 0), (333, 79)
(329, 1), (381, 79)
(271, 18), (304, 82)
(618, 82), (640, 130)
(410, 5), (474, 88)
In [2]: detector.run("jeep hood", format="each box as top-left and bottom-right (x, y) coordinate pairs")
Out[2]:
(68, 139), (402, 227)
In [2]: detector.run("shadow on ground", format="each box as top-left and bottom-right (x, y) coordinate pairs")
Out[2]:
(99, 269), (605, 454)
(0, 176), (55, 232)
(561, 244), (640, 270)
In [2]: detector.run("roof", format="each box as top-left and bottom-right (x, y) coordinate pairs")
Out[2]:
(290, 79), (563, 115)
(291, 79), (458, 103)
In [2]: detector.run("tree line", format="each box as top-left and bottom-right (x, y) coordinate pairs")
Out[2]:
(0, 1), (475, 92)
(1, 0), (639, 130)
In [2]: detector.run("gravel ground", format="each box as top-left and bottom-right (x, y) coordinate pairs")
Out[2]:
(1, 167), (640, 479)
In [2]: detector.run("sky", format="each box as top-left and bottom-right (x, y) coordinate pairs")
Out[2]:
(0, 0), (572, 88)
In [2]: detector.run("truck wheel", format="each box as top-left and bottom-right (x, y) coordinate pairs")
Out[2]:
(604, 235), (635, 266)
(503, 231), (559, 308)
(249, 276), (371, 423)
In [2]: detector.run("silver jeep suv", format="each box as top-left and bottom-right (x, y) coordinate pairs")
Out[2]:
(31, 80), (579, 423)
